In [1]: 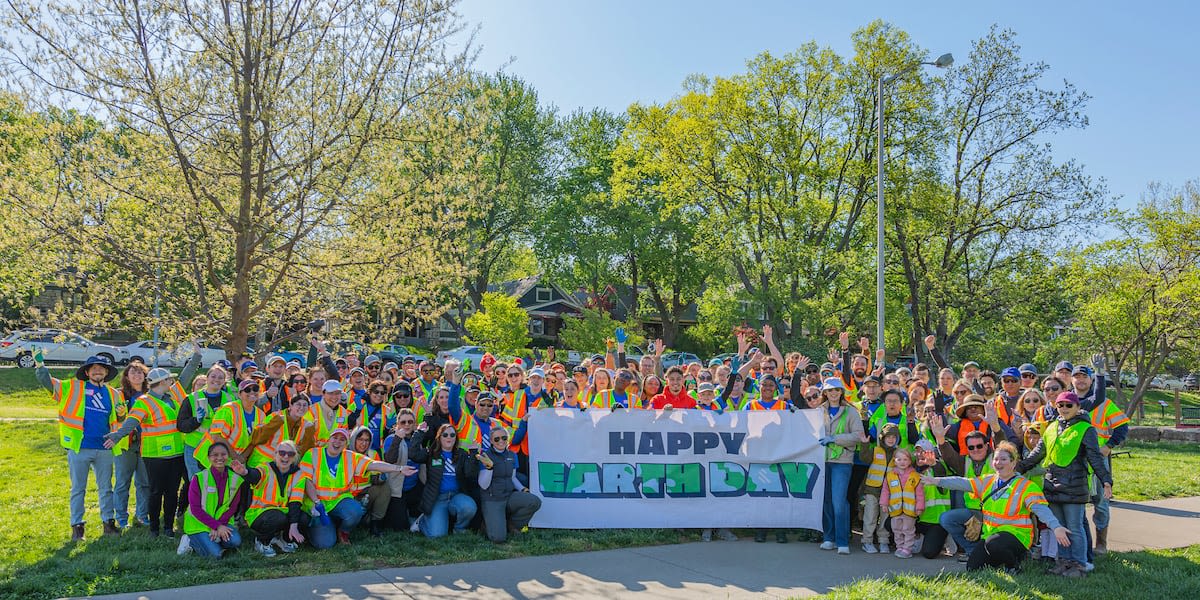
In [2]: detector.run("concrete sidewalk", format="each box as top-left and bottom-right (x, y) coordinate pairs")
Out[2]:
(89, 496), (1200, 600)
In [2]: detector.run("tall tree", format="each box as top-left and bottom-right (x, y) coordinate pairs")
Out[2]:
(2, 0), (465, 355)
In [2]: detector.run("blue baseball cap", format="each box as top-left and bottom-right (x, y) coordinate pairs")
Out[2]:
(1072, 365), (1093, 377)
(1055, 361), (1074, 373)
(1000, 367), (1021, 379)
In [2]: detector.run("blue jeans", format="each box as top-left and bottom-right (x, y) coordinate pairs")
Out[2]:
(307, 498), (366, 549)
(189, 528), (242, 558)
(183, 444), (202, 481)
(1050, 502), (1088, 566)
(821, 462), (852, 547)
(420, 492), (477, 538)
(940, 507), (981, 554)
(113, 450), (149, 526)
(68, 448), (115, 525)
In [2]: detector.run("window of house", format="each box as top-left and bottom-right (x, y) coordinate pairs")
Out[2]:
(535, 287), (552, 303)
(529, 317), (545, 336)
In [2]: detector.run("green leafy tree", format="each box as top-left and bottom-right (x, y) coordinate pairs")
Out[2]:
(558, 307), (644, 354)
(464, 292), (531, 356)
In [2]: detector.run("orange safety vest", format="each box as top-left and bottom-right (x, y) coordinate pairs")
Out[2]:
(500, 388), (530, 454)
(972, 474), (1044, 548)
(56, 378), (126, 454)
(249, 412), (313, 467)
(957, 419), (992, 455)
(307, 402), (351, 446)
(194, 400), (268, 466)
(245, 463), (298, 525)
(291, 448), (370, 510)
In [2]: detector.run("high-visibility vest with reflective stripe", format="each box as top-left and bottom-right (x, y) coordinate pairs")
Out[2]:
(826, 407), (851, 461)
(56, 379), (126, 455)
(963, 458), (995, 511)
(182, 389), (236, 448)
(130, 393), (182, 458)
(974, 474), (1044, 548)
(921, 482), (952, 525)
(744, 397), (788, 411)
(1043, 420), (1091, 468)
(869, 405), (912, 449)
(957, 420), (991, 455)
(501, 389), (531, 454)
(245, 464), (297, 525)
(307, 402), (350, 446)
(249, 412), (313, 468)
(193, 401), (267, 467)
(886, 469), (922, 517)
(1089, 399), (1129, 446)
(182, 468), (243, 535)
(293, 449), (367, 511)
(864, 446), (889, 487)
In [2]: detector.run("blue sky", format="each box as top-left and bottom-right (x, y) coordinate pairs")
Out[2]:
(457, 0), (1199, 210)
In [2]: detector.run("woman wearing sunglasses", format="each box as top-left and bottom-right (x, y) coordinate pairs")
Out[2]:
(1016, 391), (1112, 578)
(409, 422), (480, 537)
(242, 440), (304, 557)
(477, 426), (541, 543)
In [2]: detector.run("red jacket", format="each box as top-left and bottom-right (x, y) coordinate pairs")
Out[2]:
(650, 388), (696, 409)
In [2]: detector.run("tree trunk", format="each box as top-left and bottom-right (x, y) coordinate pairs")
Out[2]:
(628, 251), (639, 318)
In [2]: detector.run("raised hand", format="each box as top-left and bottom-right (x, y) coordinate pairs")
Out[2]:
(984, 401), (999, 427)
(924, 335), (936, 350)
(614, 327), (628, 344)
(796, 355), (811, 371)
(858, 336), (870, 352)
(827, 348), (840, 365)
(655, 339), (665, 356)
(927, 414), (946, 441)
(762, 324), (774, 343)
(839, 331), (850, 350)
(1091, 353), (1107, 373)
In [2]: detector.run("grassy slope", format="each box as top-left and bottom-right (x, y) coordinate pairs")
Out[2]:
(823, 545), (1200, 599)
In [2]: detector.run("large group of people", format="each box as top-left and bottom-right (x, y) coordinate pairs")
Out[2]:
(42, 325), (1127, 578)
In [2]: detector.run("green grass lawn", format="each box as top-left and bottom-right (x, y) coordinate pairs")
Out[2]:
(821, 544), (1200, 599)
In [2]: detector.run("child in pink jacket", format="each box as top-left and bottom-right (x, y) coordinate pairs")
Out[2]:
(879, 447), (925, 558)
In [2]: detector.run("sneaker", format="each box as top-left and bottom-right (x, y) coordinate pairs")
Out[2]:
(117, 519), (129, 530)
(820, 541), (836, 550)
(1084, 562), (1095, 573)
(716, 528), (738, 542)
(337, 530), (352, 545)
(837, 546), (850, 555)
(255, 539), (277, 557)
(945, 538), (958, 556)
(895, 549), (911, 559)
(701, 529), (713, 542)
(410, 516), (422, 533)
(176, 534), (191, 555)
(863, 543), (878, 554)
(270, 536), (298, 554)
(879, 543), (890, 554)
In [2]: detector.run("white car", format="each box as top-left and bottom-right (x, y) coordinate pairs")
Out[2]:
(117, 340), (228, 368)
(1154, 375), (1187, 392)
(0, 328), (123, 368)
(436, 345), (486, 367)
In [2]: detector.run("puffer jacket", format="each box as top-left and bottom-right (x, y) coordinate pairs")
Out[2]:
(1016, 414), (1112, 504)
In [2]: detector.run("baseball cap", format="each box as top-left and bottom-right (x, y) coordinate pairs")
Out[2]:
(238, 379), (260, 392)
(1055, 361), (1074, 373)
(364, 355), (381, 367)
(1072, 365), (1093, 377)
(322, 380), (344, 393)
(963, 361), (980, 369)
(697, 382), (716, 393)
(147, 368), (175, 385)
(915, 439), (935, 452)
(1019, 363), (1038, 375)
(401, 356), (416, 364)
(285, 360), (301, 369)
(240, 360), (259, 371)
(1000, 367), (1021, 379)
(819, 362), (836, 373)
(266, 355), (286, 366)
(821, 377), (844, 390)
(1056, 391), (1080, 405)
(863, 375), (882, 385)
(216, 359), (234, 371)
(708, 358), (722, 367)
(348, 367), (366, 377)
(383, 362), (398, 372)
(528, 368), (546, 379)
(328, 428), (350, 441)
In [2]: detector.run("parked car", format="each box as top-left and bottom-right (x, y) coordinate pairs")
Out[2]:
(120, 340), (231, 368)
(0, 328), (123, 368)
(1183, 374), (1198, 391)
(1154, 374), (1187, 391)
(661, 352), (702, 368)
(436, 345), (486, 367)
(624, 345), (648, 364)
(377, 350), (429, 367)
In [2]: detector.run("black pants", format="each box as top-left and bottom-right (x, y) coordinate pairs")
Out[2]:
(144, 455), (186, 532)
(383, 488), (424, 531)
(917, 521), (949, 559)
(250, 509), (289, 544)
(967, 531), (1028, 570)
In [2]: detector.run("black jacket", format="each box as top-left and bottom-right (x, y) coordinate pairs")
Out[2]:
(1017, 414), (1112, 504)
(409, 428), (479, 516)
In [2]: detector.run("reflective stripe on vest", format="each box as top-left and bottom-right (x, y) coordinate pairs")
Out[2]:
(869, 405), (911, 449)
(132, 393), (182, 458)
(249, 413), (311, 467)
(1043, 420), (1091, 468)
(298, 449), (361, 509)
(885, 469), (922, 517)
(1089, 400), (1129, 445)
(963, 458), (995, 510)
(865, 446), (888, 487)
(979, 475), (1042, 548)
(245, 464), (295, 525)
(957, 419), (991, 455)
(826, 407), (850, 461)
(183, 390), (235, 448)
(57, 379), (125, 454)
(308, 402), (350, 445)
(194, 401), (267, 467)
(182, 468), (243, 535)
(920, 485), (952, 524)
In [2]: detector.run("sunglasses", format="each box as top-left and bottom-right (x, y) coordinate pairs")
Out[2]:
(395, 393), (411, 399)
(367, 365), (380, 370)
(1043, 385), (1061, 392)
(1021, 373), (1037, 378)
(884, 379), (899, 384)
(761, 365), (775, 370)
(508, 373), (522, 377)
(492, 435), (508, 442)
(440, 432), (456, 438)
(804, 394), (820, 401)
(953, 389), (970, 395)
(1025, 398), (1044, 404)
(1056, 402), (1078, 409)
(398, 419), (415, 425)
(370, 389), (386, 395)
(277, 450), (296, 457)
(1002, 378), (1019, 383)
(290, 379), (307, 385)
(967, 444), (987, 451)
(477, 402), (495, 407)
(421, 369), (437, 374)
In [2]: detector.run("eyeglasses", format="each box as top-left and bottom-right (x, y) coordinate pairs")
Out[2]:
(290, 379), (307, 386)
(1043, 385), (1061, 392)
(884, 378), (899, 384)
(966, 444), (987, 451)
(277, 450), (296, 457)
(440, 432), (456, 438)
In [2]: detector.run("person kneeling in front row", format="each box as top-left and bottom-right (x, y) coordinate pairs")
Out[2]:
(478, 427), (541, 543)
(183, 440), (243, 558)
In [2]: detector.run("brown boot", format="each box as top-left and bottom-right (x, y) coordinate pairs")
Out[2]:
(71, 522), (85, 542)
(103, 519), (121, 536)
(1048, 557), (1070, 575)
(1094, 527), (1108, 555)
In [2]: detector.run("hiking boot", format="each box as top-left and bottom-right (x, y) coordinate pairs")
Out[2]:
(71, 523), (85, 542)
(754, 530), (767, 543)
(1094, 527), (1108, 555)
(1048, 558), (1070, 575)
(776, 530), (788, 544)
(103, 520), (121, 536)
(1061, 561), (1088, 578)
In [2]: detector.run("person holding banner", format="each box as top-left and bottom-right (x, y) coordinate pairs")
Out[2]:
(477, 426), (541, 543)
(817, 378), (866, 555)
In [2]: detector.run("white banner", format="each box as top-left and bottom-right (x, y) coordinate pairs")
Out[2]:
(528, 408), (826, 529)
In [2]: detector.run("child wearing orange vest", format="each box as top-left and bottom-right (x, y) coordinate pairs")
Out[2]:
(879, 447), (924, 558)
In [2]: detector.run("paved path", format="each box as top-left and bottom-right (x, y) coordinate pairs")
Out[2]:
(89, 496), (1200, 600)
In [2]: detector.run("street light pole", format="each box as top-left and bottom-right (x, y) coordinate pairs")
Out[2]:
(875, 52), (953, 357)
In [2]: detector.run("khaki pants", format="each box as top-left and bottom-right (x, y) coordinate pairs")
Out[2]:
(363, 483), (391, 521)
(861, 492), (890, 545)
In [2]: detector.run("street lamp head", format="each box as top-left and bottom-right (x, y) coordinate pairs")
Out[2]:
(933, 53), (954, 68)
